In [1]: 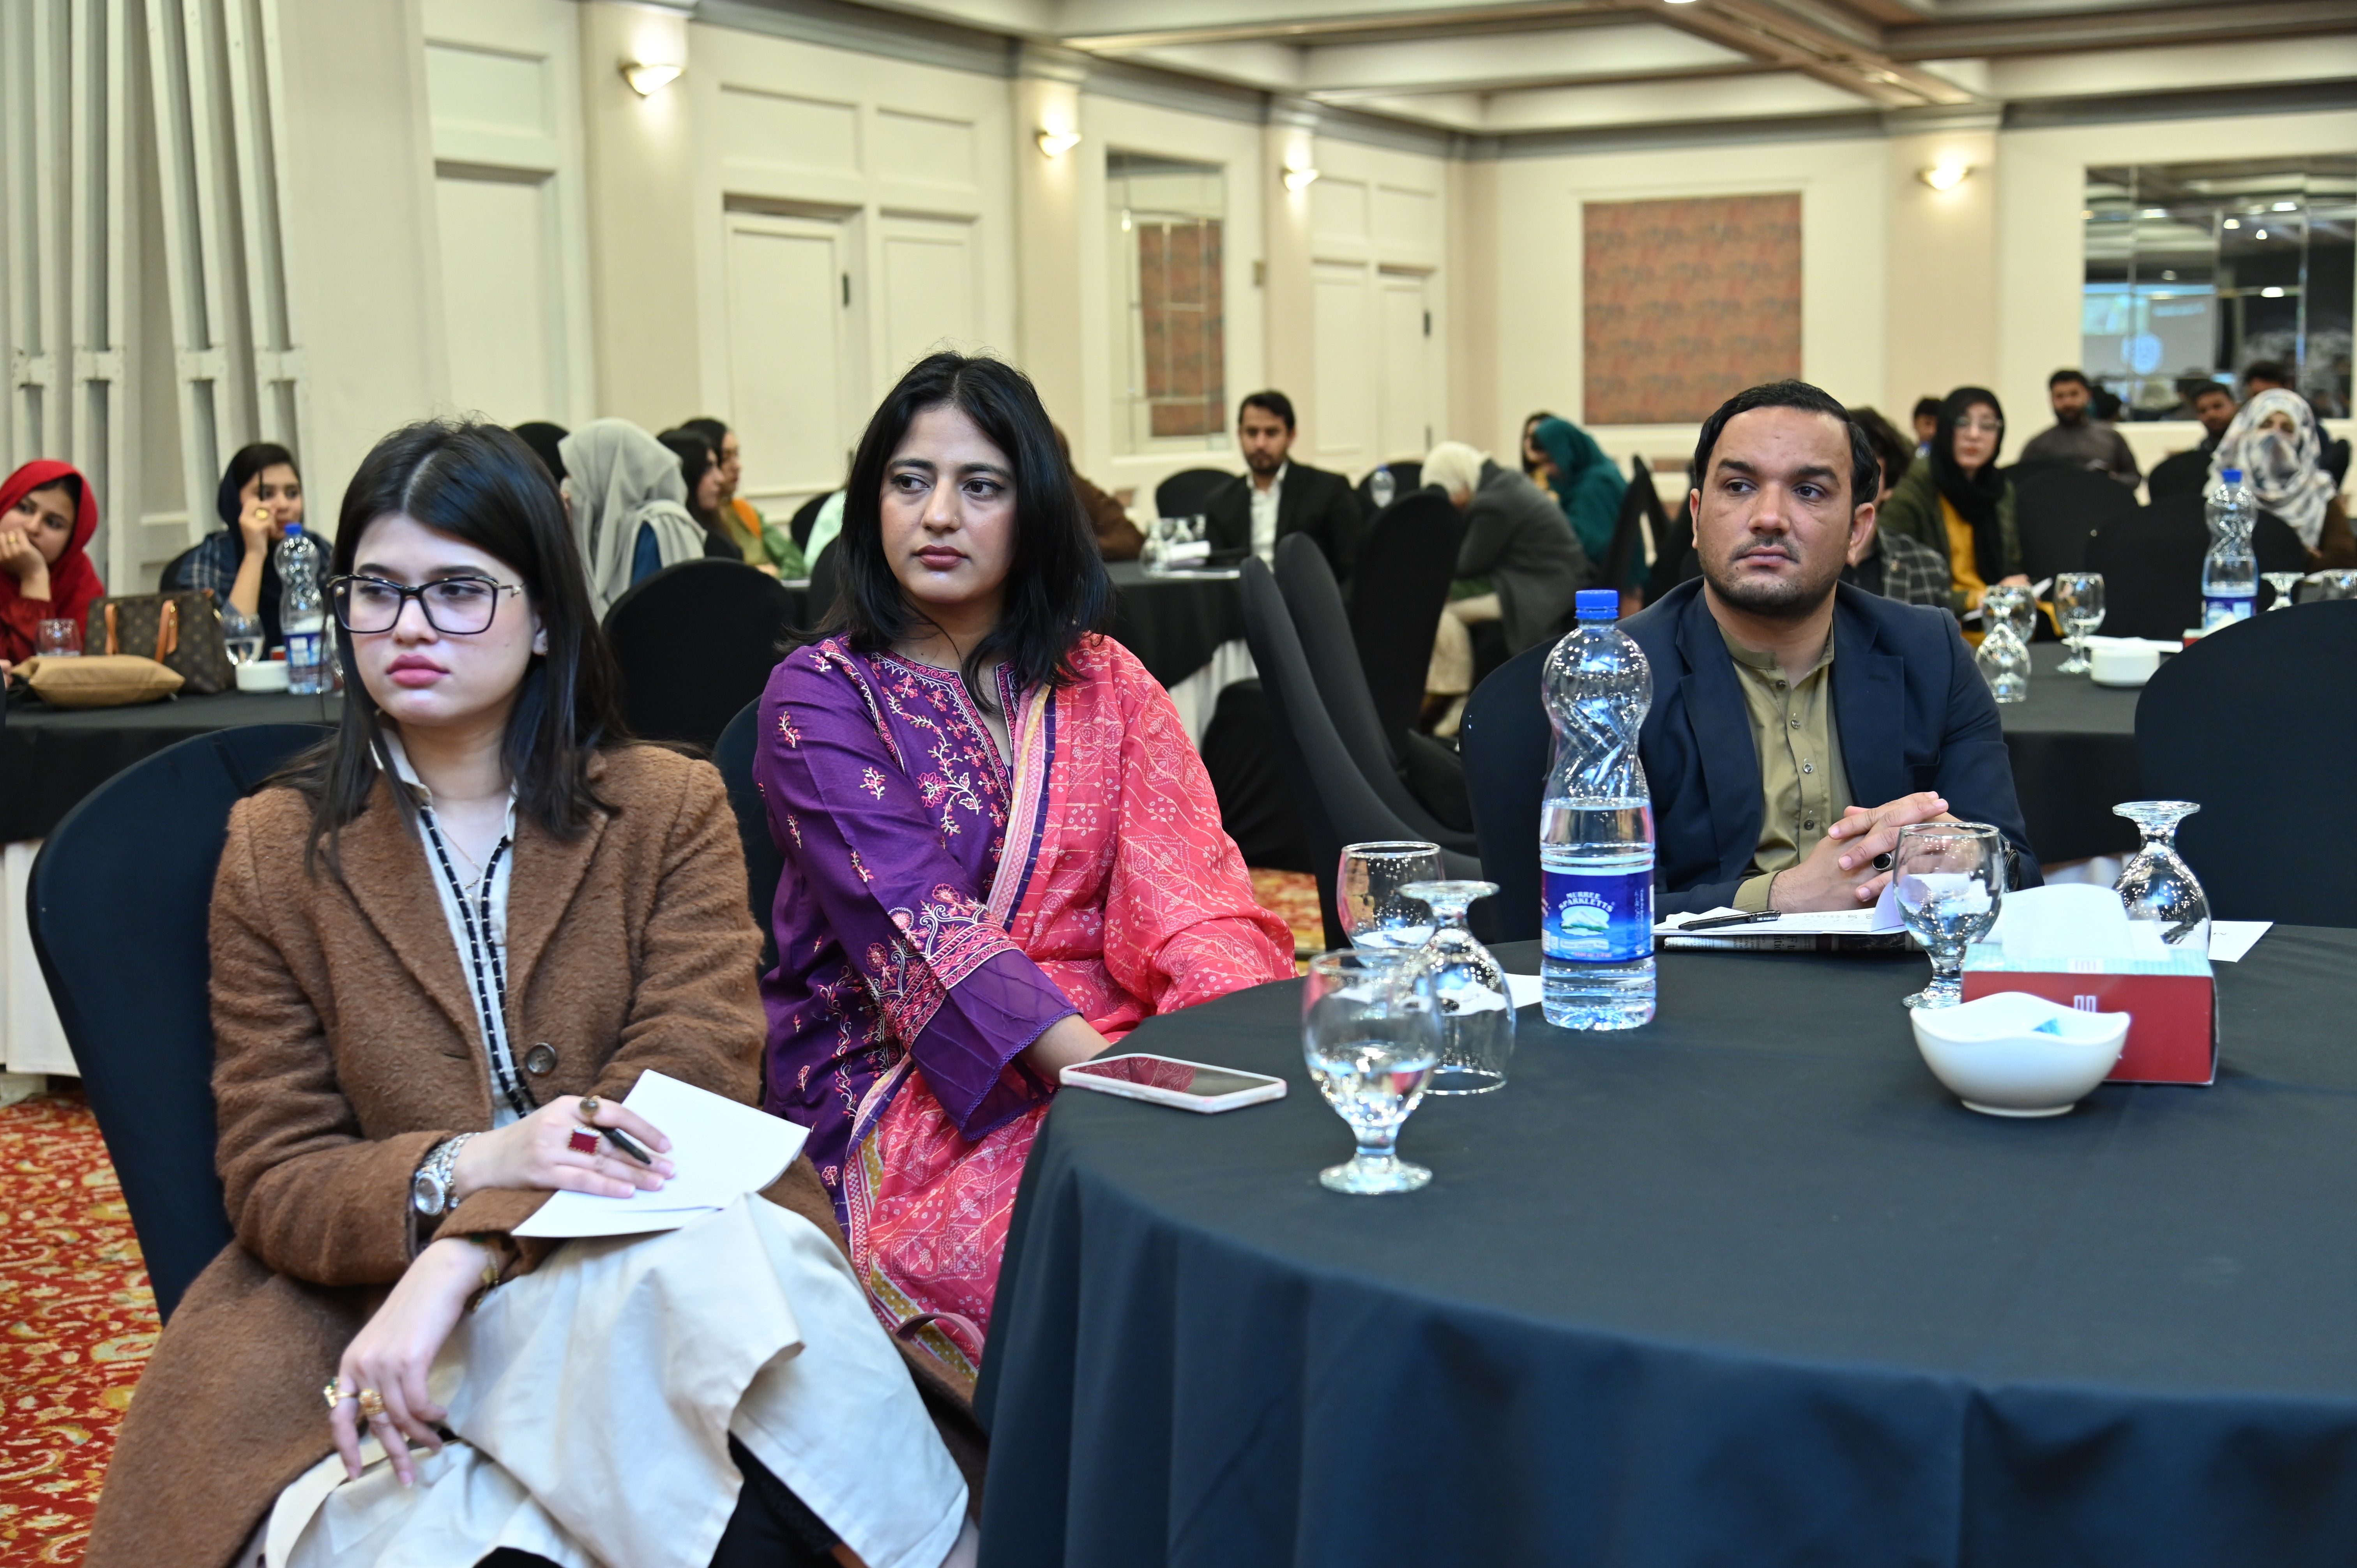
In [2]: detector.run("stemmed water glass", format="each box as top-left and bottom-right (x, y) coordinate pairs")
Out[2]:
(1399, 880), (1513, 1095)
(2112, 801), (2210, 952)
(1302, 949), (1443, 1194)
(1891, 821), (2004, 1009)
(2053, 572), (2106, 673)
(2262, 571), (2304, 611)
(2313, 570), (2357, 601)
(1337, 841), (1443, 951)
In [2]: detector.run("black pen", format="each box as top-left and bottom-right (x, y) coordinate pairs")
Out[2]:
(1678, 910), (1782, 931)
(602, 1126), (655, 1166)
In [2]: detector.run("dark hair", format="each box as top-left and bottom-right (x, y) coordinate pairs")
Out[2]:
(2191, 381), (2235, 404)
(1521, 410), (1558, 475)
(832, 351), (1110, 711)
(658, 428), (719, 528)
(281, 419), (625, 869)
(1690, 380), (1878, 512)
(1911, 396), (1943, 424)
(679, 417), (730, 452)
(1238, 390), (1295, 432)
(216, 442), (300, 530)
(1847, 406), (1915, 496)
(2048, 368), (2092, 392)
(2244, 359), (2292, 387)
(511, 422), (568, 489)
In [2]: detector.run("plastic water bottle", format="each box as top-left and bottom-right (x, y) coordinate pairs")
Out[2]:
(2201, 467), (2256, 630)
(1539, 588), (1656, 1030)
(1369, 466), (1396, 509)
(275, 521), (329, 695)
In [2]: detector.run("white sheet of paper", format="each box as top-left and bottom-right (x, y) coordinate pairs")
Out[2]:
(514, 1070), (808, 1240)
(1505, 973), (1544, 1010)
(2209, 920), (2271, 963)
(1653, 886), (1905, 938)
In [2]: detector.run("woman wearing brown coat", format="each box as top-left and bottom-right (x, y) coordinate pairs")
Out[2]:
(88, 420), (976, 1568)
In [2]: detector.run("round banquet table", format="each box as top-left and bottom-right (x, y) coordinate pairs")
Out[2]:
(975, 930), (2357, 1568)
(1998, 641), (2142, 863)
(1102, 560), (1245, 691)
(2, 688), (339, 842)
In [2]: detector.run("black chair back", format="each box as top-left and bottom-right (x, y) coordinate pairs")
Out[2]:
(1458, 645), (1553, 942)
(157, 544), (202, 595)
(1345, 489), (1460, 745)
(2136, 600), (2357, 926)
(2087, 495), (2207, 640)
(713, 699), (785, 975)
(1154, 468), (1231, 520)
(787, 493), (829, 551)
(1599, 457), (1664, 595)
(1645, 477), (1696, 606)
(27, 723), (328, 1321)
(1355, 461), (1424, 519)
(1239, 558), (1480, 949)
(603, 558), (796, 753)
(2328, 437), (2350, 491)
(807, 542), (841, 630)
(2010, 461), (2134, 583)
(2254, 512), (2313, 589)
(2146, 449), (2210, 504)
(1274, 534), (1476, 855)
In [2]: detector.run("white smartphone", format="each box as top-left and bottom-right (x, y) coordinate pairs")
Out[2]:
(1059, 1053), (1287, 1114)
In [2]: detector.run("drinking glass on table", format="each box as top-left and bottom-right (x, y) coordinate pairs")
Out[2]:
(1891, 821), (2004, 1010)
(1337, 841), (1443, 951)
(2112, 800), (2210, 952)
(2262, 571), (2304, 611)
(2052, 572), (2105, 673)
(1302, 949), (1442, 1194)
(1399, 879), (1513, 1095)
(220, 606), (265, 666)
(2312, 570), (2357, 601)
(35, 619), (80, 657)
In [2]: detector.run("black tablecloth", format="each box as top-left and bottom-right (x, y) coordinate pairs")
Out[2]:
(1104, 561), (1245, 690)
(978, 930), (2357, 1567)
(2, 690), (339, 841)
(2000, 643), (2142, 863)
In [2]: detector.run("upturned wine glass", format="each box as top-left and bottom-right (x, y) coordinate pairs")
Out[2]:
(1975, 623), (2030, 703)
(1302, 949), (1443, 1194)
(1337, 841), (1443, 952)
(2262, 571), (2304, 611)
(2053, 572), (2106, 672)
(2112, 801), (2210, 951)
(1892, 821), (2004, 1009)
(1399, 880), (1513, 1095)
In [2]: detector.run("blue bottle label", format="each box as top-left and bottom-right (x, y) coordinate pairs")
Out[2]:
(1542, 866), (1653, 962)
(285, 630), (322, 665)
(2201, 593), (2253, 629)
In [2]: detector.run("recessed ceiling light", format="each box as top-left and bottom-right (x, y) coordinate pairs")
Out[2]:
(2161, 270), (2177, 280)
(2141, 207), (2167, 218)
(2262, 286), (2286, 298)
(2256, 229), (2269, 240)
(2273, 201), (2298, 212)
(2223, 218), (2240, 230)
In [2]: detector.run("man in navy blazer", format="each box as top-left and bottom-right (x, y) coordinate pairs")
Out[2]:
(1622, 380), (2040, 916)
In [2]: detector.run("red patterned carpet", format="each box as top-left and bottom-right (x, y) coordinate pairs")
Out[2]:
(0, 1091), (153, 1566)
(1249, 867), (1323, 961)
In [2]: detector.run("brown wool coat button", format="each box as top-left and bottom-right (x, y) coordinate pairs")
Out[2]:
(524, 1042), (558, 1075)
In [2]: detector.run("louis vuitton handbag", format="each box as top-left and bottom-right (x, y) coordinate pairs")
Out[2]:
(81, 588), (235, 695)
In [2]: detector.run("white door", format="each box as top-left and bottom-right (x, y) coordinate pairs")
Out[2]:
(725, 214), (855, 505)
(878, 215), (977, 382)
(1378, 270), (1433, 463)
(1311, 261), (1372, 469)
(436, 170), (570, 426)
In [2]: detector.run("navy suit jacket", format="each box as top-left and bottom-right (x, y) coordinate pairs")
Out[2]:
(1621, 579), (2041, 914)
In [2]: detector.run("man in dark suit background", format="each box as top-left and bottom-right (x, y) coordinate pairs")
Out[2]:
(1203, 390), (1364, 581)
(1622, 380), (2039, 916)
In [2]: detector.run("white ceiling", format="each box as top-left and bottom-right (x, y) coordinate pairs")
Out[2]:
(832, 0), (2357, 138)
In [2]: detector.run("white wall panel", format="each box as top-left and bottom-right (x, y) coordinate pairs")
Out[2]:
(1379, 270), (1432, 461)
(718, 87), (860, 176)
(1311, 260), (1371, 466)
(436, 171), (565, 424)
(873, 109), (975, 189)
(881, 217), (977, 376)
(727, 215), (853, 500)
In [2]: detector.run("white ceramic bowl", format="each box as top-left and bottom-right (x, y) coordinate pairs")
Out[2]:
(1910, 991), (2129, 1117)
(235, 660), (290, 693)
(2089, 643), (2159, 687)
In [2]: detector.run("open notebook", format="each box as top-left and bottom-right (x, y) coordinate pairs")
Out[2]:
(514, 1070), (808, 1240)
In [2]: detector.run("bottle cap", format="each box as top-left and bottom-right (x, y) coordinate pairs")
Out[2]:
(2223, 469), (2243, 484)
(1575, 589), (1619, 619)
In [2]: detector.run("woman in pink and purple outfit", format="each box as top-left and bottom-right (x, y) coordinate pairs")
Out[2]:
(756, 353), (1293, 1382)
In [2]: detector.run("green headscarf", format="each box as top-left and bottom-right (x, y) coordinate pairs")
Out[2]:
(1534, 417), (1630, 572)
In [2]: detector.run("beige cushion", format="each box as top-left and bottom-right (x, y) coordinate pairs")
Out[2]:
(18, 653), (185, 708)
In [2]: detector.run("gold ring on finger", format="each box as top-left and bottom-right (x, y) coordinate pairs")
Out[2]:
(322, 1379), (350, 1413)
(357, 1388), (387, 1420)
(577, 1095), (602, 1122)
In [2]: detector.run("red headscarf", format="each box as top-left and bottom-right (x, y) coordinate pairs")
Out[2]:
(0, 460), (105, 664)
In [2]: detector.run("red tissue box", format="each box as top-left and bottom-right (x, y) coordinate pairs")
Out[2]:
(1960, 944), (2217, 1086)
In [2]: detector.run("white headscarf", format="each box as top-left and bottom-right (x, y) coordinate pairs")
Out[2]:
(2209, 388), (2336, 549)
(557, 419), (710, 616)
(1421, 441), (1488, 503)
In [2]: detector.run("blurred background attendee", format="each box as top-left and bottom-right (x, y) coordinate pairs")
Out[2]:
(677, 416), (804, 576)
(0, 460), (103, 666)
(1877, 387), (2030, 615)
(173, 442), (301, 645)
(511, 420), (569, 493)
(2021, 369), (2140, 486)
(656, 427), (745, 562)
(1911, 396), (1942, 455)
(1519, 410), (1558, 479)
(1203, 390), (1361, 578)
(1528, 415), (1629, 580)
(2212, 387), (2353, 567)
(2189, 381), (2239, 457)
(2243, 360), (2294, 399)
(559, 419), (710, 616)
(1841, 408), (1947, 608)
(1056, 426), (1142, 560)
(1422, 439), (1591, 735)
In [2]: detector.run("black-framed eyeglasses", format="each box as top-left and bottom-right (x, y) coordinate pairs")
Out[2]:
(329, 574), (524, 635)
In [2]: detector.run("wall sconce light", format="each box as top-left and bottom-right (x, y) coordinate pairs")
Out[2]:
(1917, 163), (1972, 192)
(1037, 129), (1081, 158)
(621, 60), (683, 96)
(1283, 164), (1321, 192)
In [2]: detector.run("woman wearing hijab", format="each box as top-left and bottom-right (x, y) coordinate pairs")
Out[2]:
(677, 417), (806, 577)
(556, 418), (711, 617)
(172, 443), (302, 645)
(1529, 415), (1629, 575)
(656, 427), (749, 562)
(2210, 387), (2354, 567)
(0, 460), (103, 666)
(1876, 386), (2032, 615)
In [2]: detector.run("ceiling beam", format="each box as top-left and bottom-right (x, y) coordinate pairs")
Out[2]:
(1885, 0), (2357, 60)
(1061, 0), (1629, 51)
(1654, 0), (1975, 108)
